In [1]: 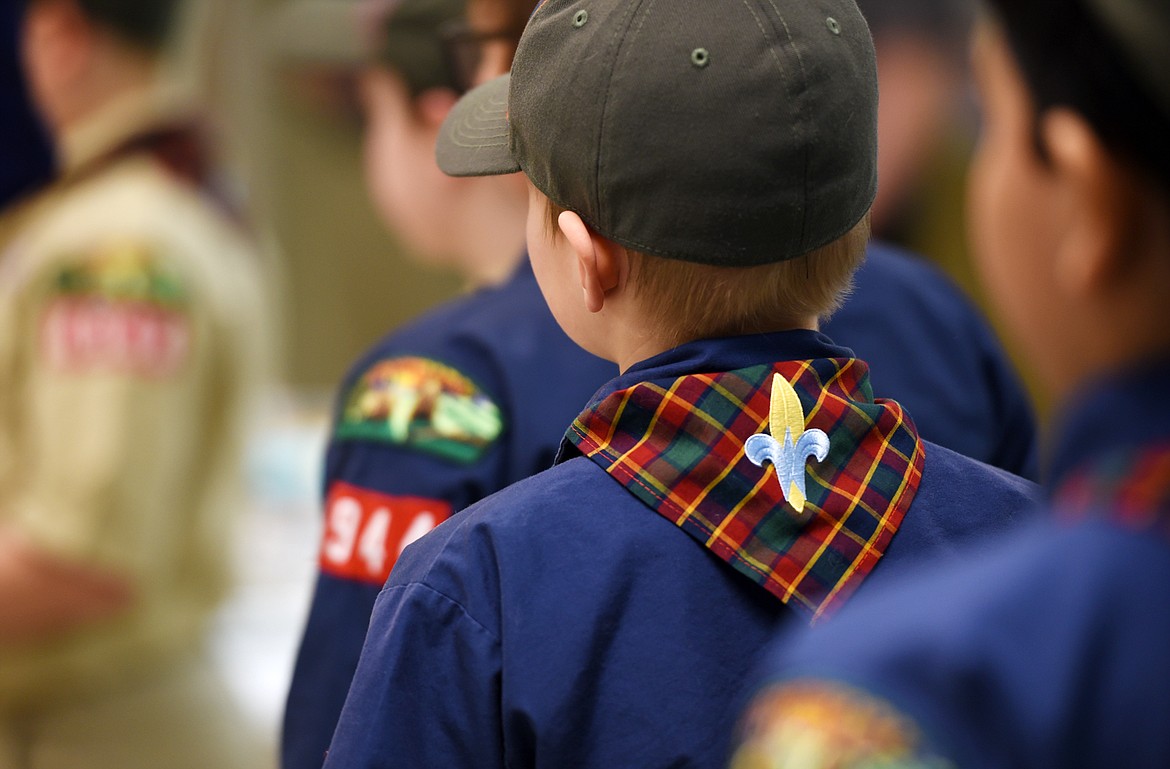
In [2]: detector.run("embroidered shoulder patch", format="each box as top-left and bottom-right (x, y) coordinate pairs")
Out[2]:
(319, 482), (453, 584)
(731, 682), (952, 769)
(336, 357), (504, 464)
(39, 242), (191, 378)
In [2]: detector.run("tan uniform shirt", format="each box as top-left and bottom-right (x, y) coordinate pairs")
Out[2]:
(0, 87), (269, 708)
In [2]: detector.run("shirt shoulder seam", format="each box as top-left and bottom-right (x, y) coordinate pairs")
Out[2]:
(382, 580), (500, 643)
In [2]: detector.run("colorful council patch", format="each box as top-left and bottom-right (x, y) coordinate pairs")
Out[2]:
(730, 682), (951, 769)
(39, 242), (191, 378)
(336, 357), (504, 464)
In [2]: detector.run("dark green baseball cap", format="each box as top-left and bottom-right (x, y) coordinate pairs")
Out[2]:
(1084, 0), (1170, 118)
(269, 0), (466, 95)
(436, 0), (878, 266)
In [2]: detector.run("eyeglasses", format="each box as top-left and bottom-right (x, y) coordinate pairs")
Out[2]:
(438, 19), (528, 93)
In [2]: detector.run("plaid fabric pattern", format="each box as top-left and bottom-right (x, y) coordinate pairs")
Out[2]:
(566, 358), (924, 623)
(1055, 443), (1170, 542)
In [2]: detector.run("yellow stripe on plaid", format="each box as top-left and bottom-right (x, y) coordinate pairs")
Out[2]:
(565, 357), (925, 621)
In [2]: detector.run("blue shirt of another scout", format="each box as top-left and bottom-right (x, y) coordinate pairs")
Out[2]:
(281, 260), (616, 769)
(281, 247), (1036, 769)
(319, 331), (1037, 769)
(731, 358), (1170, 769)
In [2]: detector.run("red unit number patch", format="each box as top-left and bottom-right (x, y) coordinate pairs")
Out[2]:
(319, 482), (453, 584)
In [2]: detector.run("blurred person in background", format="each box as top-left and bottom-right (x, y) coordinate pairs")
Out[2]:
(729, 0), (1170, 766)
(856, 0), (973, 248)
(0, 0), (269, 766)
(269, 2), (616, 767)
(857, 0), (1054, 417)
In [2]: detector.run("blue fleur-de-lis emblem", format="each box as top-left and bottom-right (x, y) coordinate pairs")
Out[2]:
(745, 374), (831, 514)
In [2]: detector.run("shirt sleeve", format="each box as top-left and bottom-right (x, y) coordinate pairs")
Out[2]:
(322, 581), (505, 769)
(2, 239), (222, 582)
(283, 353), (508, 769)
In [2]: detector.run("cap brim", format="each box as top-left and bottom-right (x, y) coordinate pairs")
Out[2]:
(268, 0), (397, 66)
(435, 75), (521, 177)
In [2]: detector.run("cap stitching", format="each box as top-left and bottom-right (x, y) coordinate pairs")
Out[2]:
(594, 0), (656, 228)
(446, 85), (511, 148)
(760, 0), (811, 251)
(523, 0), (863, 264)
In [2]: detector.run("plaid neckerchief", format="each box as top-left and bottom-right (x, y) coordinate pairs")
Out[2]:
(565, 357), (924, 623)
(1054, 443), (1170, 542)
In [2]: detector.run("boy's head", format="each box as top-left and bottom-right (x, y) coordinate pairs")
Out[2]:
(20, 0), (180, 51)
(436, 0), (877, 361)
(275, 0), (528, 280)
(19, 0), (181, 133)
(463, 0), (533, 84)
(969, 0), (1170, 398)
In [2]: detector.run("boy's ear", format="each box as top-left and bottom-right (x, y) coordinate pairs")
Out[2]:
(414, 87), (460, 129)
(558, 211), (626, 313)
(1040, 107), (1140, 296)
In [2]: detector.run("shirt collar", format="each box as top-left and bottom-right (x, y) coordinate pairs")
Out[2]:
(579, 331), (854, 412)
(59, 83), (193, 181)
(1047, 356), (1170, 494)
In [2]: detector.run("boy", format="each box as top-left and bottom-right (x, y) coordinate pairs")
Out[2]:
(730, 0), (1170, 767)
(320, 0), (1036, 766)
(270, 2), (617, 767)
(282, 0), (1039, 763)
(1, 0), (268, 766)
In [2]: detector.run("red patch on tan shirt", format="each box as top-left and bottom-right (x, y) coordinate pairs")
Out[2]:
(40, 297), (190, 378)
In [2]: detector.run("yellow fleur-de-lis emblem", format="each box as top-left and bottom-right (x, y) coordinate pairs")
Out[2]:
(745, 374), (831, 513)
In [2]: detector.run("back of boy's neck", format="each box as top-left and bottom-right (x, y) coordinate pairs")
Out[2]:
(612, 316), (820, 373)
(458, 184), (529, 290)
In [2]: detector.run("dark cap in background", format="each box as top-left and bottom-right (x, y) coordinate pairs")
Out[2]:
(69, 0), (181, 49)
(437, 0), (878, 267)
(985, 0), (1170, 197)
(269, 0), (466, 95)
(1084, 0), (1170, 118)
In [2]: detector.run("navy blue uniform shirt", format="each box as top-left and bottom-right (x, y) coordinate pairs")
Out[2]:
(734, 358), (1170, 769)
(281, 261), (616, 769)
(282, 248), (1035, 769)
(321, 331), (1037, 769)
(836, 243), (1035, 479)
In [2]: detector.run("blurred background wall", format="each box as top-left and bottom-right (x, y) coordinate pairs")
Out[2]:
(181, 0), (462, 391)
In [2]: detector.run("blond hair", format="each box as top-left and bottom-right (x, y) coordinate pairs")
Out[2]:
(545, 199), (870, 346)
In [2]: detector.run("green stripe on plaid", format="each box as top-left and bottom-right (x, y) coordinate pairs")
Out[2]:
(566, 358), (924, 623)
(1055, 443), (1170, 541)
